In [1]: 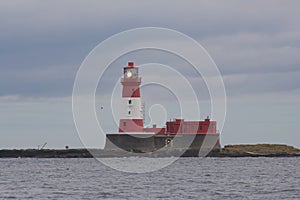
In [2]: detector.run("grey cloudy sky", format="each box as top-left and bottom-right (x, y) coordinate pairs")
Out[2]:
(0, 0), (300, 148)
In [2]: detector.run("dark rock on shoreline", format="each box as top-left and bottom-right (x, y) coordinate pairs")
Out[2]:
(0, 149), (93, 158)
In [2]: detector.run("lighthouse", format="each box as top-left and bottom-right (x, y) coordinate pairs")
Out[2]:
(118, 62), (144, 132)
(105, 62), (221, 155)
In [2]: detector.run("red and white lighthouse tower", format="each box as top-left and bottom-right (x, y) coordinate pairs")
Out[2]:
(118, 62), (144, 132)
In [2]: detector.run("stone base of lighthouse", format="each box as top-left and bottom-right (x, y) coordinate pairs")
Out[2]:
(105, 133), (221, 157)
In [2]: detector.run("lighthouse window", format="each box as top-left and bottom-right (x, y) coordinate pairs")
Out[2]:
(198, 125), (202, 130)
(123, 122), (126, 126)
(128, 100), (132, 104)
(128, 111), (131, 115)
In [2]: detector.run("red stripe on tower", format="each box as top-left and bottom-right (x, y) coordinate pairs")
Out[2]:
(119, 119), (144, 132)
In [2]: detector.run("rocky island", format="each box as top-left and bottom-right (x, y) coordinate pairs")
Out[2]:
(0, 144), (299, 158)
(208, 144), (300, 157)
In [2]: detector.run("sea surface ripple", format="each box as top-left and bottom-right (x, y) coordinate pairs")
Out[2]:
(0, 157), (299, 199)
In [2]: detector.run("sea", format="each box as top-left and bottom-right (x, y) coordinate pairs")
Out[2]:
(0, 157), (299, 199)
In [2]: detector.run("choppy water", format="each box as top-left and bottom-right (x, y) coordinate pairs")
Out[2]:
(0, 158), (299, 199)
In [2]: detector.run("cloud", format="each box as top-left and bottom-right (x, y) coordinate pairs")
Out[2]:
(0, 0), (299, 102)
(1, 0), (300, 40)
(223, 70), (300, 98)
(0, 64), (76, 97)
(201, 31), (300, 75)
